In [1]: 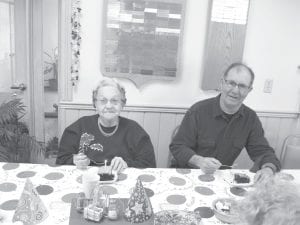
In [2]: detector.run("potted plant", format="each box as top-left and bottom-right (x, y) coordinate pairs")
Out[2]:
(45, 136), (58, 158)
(44, 47), (58, 91)
(0, 98), (45, 163)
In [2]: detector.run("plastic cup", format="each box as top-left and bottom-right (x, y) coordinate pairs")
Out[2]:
(82, 172), (99, 199)
(73, 153), (90, 170)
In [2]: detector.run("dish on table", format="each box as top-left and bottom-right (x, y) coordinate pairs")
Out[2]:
(277, 172), (294, 181)
(228, 172), (254, 187)
(154, 210), (202, 225)
(97, 166), (118, 184)
(212, 198), (239, 224)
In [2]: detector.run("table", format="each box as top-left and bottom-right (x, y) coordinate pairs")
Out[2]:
(0, 162), (300, 225)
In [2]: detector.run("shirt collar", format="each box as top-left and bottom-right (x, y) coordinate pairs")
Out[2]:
(213, 94), (245, 118)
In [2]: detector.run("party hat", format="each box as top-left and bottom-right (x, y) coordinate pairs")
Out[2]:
(12, 179), (48, 225)
(124, 179), (153, 223)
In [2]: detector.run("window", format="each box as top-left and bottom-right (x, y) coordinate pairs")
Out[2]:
(0, 1), (15, 93)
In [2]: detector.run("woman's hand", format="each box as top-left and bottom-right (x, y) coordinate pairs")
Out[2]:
(73, 153), (90, 169)
(110, 157), (128, 174)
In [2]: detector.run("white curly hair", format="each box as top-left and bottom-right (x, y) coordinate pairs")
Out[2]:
(236, 174), (300, 225)
(92, 78), (126, 108)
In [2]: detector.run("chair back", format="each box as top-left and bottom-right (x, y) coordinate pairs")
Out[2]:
(280, 134), (300, 169)
(167, 125), (180, 168)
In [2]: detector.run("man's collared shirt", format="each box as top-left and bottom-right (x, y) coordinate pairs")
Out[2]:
(169, 95), (281, 171)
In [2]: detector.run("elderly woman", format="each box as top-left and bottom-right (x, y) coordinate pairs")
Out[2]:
(56, 78), (156, 172)
(236, 175), (300, 225)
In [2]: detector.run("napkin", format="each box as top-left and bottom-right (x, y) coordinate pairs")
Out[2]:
(12, 179), (49, 225)
(124, 179), (153, 223)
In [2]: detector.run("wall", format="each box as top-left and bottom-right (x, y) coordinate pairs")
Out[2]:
(244, 0), (300, 112)
(70, 0), (300, 113)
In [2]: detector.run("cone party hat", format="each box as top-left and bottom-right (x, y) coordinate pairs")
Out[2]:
(124, 178), (153, 223)
(12, 179), (48, 225)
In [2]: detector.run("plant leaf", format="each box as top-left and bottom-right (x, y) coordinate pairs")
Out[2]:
(0, 145), (9, 162)
(0, 99), (25, 125)
(0, 98), (46, 163)
(17, 134), (45, 163)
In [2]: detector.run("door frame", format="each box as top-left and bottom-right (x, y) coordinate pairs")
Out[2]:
(14, 0), (44, 141)
(58, 0), (73, 138)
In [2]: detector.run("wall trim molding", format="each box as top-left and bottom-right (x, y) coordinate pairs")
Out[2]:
(59, 101), (300, 118)
(58, 0), (73, 101)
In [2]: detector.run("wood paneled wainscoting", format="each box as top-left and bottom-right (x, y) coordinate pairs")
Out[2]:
(59, 102), (300, 169)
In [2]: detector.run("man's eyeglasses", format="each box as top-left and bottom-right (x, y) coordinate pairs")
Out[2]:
(223, 79), (251, 92)
(97, 98), (122, 105)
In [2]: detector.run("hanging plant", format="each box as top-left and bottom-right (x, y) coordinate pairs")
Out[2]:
(71, 0), (82, 86)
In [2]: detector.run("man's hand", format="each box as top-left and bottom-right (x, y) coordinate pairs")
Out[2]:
(189, 155), (221, 174)
(200, 157), (222, 174)
(111, 157), (128, 174)
(73, 153), (90, 169)
(254, 167), (274, 184)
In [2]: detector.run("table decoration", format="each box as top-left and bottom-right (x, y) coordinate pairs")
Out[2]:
(12, 179), (48, 225)
(71, 0), (81, 86)
(69, 198), (154, 225)
(154, 210), (202, 225)
(83, 204), (103, 222)
(124, 179), (153, 223)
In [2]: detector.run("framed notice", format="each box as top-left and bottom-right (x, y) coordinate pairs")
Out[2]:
(201, 0), (250, 90)
(102, 0), (186, 87)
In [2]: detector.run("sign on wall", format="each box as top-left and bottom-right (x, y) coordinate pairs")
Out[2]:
(201, 0), (250, 90)
(102, 0), (186, 87)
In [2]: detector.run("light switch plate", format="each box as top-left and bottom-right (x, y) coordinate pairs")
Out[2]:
(263, 79), (273, 93)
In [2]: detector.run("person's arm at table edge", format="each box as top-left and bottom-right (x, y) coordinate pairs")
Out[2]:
(261, 162), (277, 174)
(125, 126), (156, 168)
(56, 123), (81, 165)
(188, 154), (204, 168)
(246, 115), (281, 172)
(169, 110), (199, 167)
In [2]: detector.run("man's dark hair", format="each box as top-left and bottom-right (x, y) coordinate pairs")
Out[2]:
(224, 62), (255, 86)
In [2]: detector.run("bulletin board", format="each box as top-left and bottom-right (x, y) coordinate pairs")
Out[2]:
(102, 0), (186, 87)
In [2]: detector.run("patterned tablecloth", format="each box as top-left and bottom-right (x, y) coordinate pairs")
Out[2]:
(0, 162), (300, 225)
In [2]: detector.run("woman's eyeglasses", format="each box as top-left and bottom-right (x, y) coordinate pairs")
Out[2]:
(97, 98), (122, 105)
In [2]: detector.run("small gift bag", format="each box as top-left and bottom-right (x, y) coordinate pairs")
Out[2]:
(83, 204), (104, 222)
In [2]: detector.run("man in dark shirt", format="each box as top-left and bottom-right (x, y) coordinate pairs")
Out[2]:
(169, 63), (280, 183)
